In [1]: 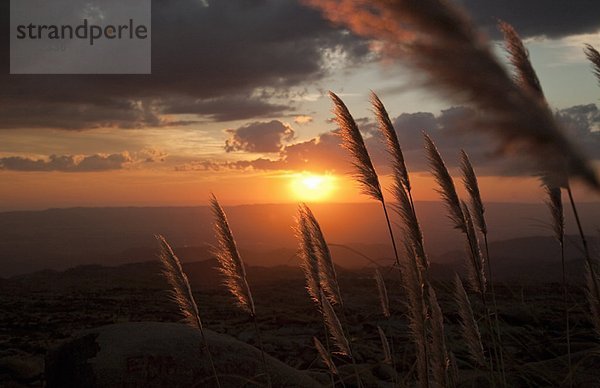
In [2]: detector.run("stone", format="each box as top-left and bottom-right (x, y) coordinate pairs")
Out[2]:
(45, 322), (320, 388)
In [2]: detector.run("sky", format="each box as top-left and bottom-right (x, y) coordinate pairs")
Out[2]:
(1, 0), (599, 210)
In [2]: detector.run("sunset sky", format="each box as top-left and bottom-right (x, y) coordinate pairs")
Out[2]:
(1, 0), (599, 210)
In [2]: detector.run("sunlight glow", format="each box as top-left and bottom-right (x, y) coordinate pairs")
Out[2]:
(290, 173), (337, 202)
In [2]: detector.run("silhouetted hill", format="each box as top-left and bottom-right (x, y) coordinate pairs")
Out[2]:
(439, 235), (596, 283)
(1, 203), (598, 276)
(3, 234), (596, 292)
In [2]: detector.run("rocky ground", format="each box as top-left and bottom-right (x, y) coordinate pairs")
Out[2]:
(1, 266), (600, 387)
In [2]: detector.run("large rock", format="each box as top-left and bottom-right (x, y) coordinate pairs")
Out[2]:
(45, 322), (320, 387)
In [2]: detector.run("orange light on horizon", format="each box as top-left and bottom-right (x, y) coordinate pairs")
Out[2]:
(289, 173), (337, 202)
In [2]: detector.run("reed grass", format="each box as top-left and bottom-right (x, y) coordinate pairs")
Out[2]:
(210, 194), (271, 387)
(454, 274), (485, 367)
(156, 235), (221, 388)
(329, 91), (401, 267)
(314, 336), (339, 376)
(460, 150), (507, 385)
(584, 44), (600, 86)
(374, 268), (390, 318)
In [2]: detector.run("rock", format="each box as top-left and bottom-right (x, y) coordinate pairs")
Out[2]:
(45, 322), (320, 388)
(0, 351), (43, 383)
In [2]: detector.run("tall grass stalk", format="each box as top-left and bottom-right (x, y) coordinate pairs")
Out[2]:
(210, 194), (271, 388)
(425, 134), (500, 384)
(385, 131), (437, 388)
(156, 235), (221, 388)
(296, 207), (361, 387)
(329, 91), (400, 268)
(544, 185), (572, 386)
(460, 150), (507, 385)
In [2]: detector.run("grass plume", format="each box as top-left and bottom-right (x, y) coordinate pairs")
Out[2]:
(321, 290), (351, 357)
(374, 268), (390, 318)
(301, 204), (343, 306)
(314, 336), (339, 376)
(460, 150), (486, 235)
(454, 274), (485, 367)
(377, 325), (392, 364)
(330, 91), (382, 202)
(371, 91), (411, 194)
(425, 133), (465, 233)
(210, 194), (271, 387)
(156, 235), (221, 388)
(498, 21), (544, 99)
(584, 44), (600, 86)
(210, 194), (255, 316)
(295, 208), (322, 305)
(330, 91), (400, 267)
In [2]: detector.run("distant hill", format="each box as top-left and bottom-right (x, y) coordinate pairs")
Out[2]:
(1, 202), (598, 276)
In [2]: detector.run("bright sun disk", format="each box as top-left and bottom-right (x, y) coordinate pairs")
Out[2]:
(290, 173), (336, 202)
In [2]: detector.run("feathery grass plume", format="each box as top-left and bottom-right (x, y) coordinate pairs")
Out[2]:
(320, 290), (351, 356)
(156, 235), (221, 388)
(330, 91), (400, 268)
(314, 336), (339, 375)
(545, 186), (564, 245)
(157, 235), (203, 328)
(461, 149), (507, 384)
(295, 208), (322, 305)
(500, 21), (571, 191)
(545, 184), (571, 386)
(425, 133), (466, 232)
(371, 91), (411, 193)
(584, 44), (600, 86)
(498, 21), (544, 99)
(306, 0), (599, 188)
(460, 150), (486, 235)
(429, 286), (450, 388)
(211, 194), (271, 387)
(392, 178), (428, 271)
(374, 268), (390, 318)
(454, 274), (485, 366)
(377, 325), (393, 364)
(210, 194), (255, 315)
(461, 202), (486, 295)
(301, 204), (343, 306)
(330, 91), (383, 202)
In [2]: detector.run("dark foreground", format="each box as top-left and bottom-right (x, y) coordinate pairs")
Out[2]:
(1, 262), (599, 387)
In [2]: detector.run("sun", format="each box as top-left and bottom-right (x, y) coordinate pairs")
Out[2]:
(290, 173), (337, 202)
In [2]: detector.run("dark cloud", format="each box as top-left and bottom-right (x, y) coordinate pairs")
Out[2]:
(0, 149), (168, 172)
(0, 0), (368, 130)
(224, 120), (295, 153)
(180, 104), (600, 177)
(459, 0), (600, 39)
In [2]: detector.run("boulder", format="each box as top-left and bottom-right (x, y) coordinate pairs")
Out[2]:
(45, 322), (320, 387)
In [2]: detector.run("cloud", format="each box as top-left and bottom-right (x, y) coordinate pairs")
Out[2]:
(0, 0), (369, 130)
(459, 0), (600, 39)
(224, 120), (295, 153)
(0, 149), (168, 172)
(294, 115), (314, 125)
(179, 103), (600, 177)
